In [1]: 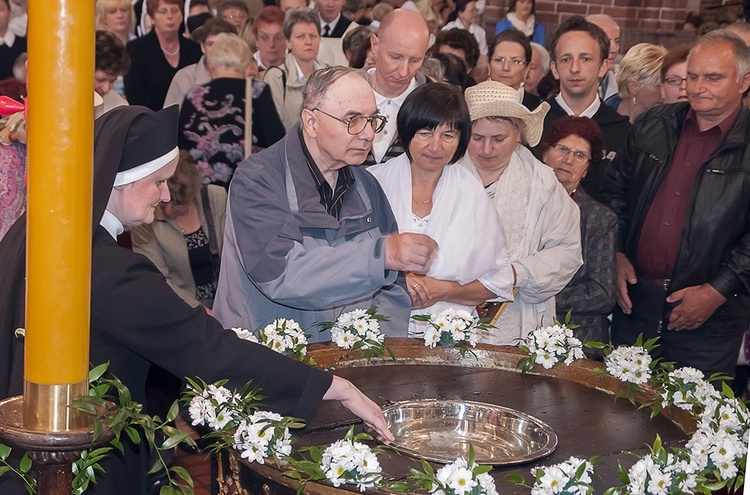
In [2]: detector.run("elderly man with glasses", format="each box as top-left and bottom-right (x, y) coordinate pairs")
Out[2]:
(213, 67), (437, 340)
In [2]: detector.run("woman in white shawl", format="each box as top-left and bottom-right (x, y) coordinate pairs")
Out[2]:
(368, 83), (514, 335)
(460, 80), (583, 344)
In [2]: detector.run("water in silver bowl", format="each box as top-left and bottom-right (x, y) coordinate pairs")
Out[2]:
(382, 399), (557, 465)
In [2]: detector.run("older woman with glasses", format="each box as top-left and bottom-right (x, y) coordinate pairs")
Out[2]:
(540, 116), (617, 350)
(368, 83), (514, 334)
(459, 81), (582, 344)
(660, 44), (691, 104)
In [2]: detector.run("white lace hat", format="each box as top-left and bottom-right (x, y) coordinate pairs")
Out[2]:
(464, 81), (550, 147)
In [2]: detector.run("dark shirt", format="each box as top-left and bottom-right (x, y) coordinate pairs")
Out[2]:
(637, 105), (741, 277)
(125, 31), (202, 111)
(0, 36), (25, 81)
(299, 128), (355, 218)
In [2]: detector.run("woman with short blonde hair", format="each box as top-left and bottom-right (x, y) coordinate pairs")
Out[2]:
(614, 43), (668, 123)
(95, 0), (136, 46)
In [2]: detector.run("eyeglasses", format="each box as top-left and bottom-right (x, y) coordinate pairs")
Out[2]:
(664, 75), (687, 86)
(223, 13), (248, 21)
(552, 143), (590, 163)
(491, 56), (527, 67)
(312, 108), (388, 134)
(257, 33), (285, 44)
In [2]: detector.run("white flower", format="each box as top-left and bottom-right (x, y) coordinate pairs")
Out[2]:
(531, 457), (594, 495)
(231, 327), (259, 343)
(646, 469), (671, 495)
(476, 473), (498, 495)
(207, 384), (233, 405)
(522, 324), (585, 370)
(423, 326), (440, 347)
(605, 346), (652, 384)
(538, 465), (566, 493)
(188, 395), (214, 426)
(208, 406), (234, 430)
(320, 439), (382, 491)
(536, 352), (557, 369)
(447, 467), (477, 495)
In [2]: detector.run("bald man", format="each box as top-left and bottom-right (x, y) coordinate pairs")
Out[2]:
(361, 9), (430, 165)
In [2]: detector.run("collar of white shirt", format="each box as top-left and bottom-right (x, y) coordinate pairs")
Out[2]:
(0, 31), (16, 48)
(293, 56), (320, 85)
(319, 13), (341, 34)
(100, 210), (124, 240)
(369, 68), (418, 163)
(555, 93), (601, 118)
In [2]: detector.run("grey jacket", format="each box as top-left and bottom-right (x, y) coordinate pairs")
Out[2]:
(212, 124), (411, 340)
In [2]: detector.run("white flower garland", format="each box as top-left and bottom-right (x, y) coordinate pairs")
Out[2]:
(320, 437), (383, 492)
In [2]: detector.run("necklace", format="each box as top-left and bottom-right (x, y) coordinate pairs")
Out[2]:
(175, 203), (192, 233)
(161, 44), (180, 56)
(412, 197), (432, 215)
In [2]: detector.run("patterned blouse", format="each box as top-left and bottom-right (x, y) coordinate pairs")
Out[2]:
(183, 226), (216, 304)
(178, 77), (285, 189)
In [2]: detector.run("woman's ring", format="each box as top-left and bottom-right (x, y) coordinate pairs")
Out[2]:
(412, 284), (419, 291)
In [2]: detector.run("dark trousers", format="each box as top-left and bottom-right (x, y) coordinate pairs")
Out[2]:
(611, 280), (745, 377)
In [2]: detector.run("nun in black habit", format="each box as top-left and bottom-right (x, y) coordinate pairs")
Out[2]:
(0, 105), (393, 495)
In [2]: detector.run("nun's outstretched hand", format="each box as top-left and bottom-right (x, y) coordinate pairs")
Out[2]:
(323, 375), (395, 444)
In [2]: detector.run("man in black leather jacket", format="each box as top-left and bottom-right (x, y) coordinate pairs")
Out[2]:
(602, 30), (750, 377)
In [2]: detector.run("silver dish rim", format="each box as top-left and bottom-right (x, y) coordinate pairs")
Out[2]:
(382, 398), (558, 465)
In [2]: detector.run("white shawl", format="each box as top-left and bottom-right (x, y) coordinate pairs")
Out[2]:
(460, 145), (583, 344)
(506, 12), (536, 38)
(368, 153), (514, 329)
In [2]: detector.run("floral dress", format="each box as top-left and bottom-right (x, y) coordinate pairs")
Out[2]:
(178, 77), (285, 188)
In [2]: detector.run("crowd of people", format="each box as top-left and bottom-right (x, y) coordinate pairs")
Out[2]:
(1, 0), (750, 493)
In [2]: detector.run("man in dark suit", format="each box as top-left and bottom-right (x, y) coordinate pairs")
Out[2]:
(316, 0), (352, 37)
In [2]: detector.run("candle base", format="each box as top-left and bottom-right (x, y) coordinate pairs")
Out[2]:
(0, 395), (114, 495)
(22, 380), (89, 431)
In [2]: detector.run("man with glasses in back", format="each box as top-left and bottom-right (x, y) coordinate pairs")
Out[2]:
(213, 67), (437, 340)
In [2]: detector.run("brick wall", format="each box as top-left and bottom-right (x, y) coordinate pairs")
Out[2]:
(482, 0), (695, 50)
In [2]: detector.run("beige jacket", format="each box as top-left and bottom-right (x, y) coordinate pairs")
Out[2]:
(263, 52), (310, 131)
(131, 184), (227, 308)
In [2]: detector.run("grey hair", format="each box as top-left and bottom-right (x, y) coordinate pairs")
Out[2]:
(301, 66), (359, 114)
(725, 21), (750, 37)
(530, 42), (550, 75)
(420, 56), (445, 83)
(206, 32), (251, 73)
(283, 8), (321, 39)
(690, 29), (750, 79)
(585, 13), (616, 24)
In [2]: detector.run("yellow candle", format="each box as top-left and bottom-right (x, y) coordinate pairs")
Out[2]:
(25, 0), (94, 386)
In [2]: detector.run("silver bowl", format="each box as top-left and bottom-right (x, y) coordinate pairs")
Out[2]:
(382, 399), (557, 465)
